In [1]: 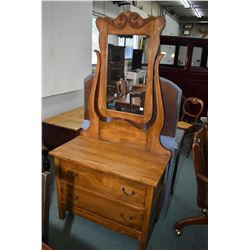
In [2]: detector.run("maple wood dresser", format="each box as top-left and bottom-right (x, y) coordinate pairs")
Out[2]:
(50, 134), (168, 249)
(50, 12), (171, 250)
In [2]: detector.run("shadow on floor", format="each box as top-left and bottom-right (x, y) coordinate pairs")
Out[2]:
(48, 213), (96, 250)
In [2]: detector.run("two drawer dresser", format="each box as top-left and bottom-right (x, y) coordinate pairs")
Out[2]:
(50, 11), (171, 250)
(50, 135), (168, 250)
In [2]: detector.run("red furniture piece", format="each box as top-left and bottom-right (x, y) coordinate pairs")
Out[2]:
(159, 35), (208, 117)
(174, 126), (208, 235)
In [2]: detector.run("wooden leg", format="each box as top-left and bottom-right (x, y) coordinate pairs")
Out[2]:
(139, 240), (146, 250)
(171, 149), (181, 194)
(42, 144), (50, 172)
(174, 214), (208, 231)
(186, 134), (194, 158)
(42, 235), (48, 245)
(54, 158), (66, 220)
(139, 186), (154, 250)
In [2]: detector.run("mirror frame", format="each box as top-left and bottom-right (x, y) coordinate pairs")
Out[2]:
(96, 11), (165, 124)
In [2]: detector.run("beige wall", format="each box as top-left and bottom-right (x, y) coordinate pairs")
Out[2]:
(42, 1), (92, 119)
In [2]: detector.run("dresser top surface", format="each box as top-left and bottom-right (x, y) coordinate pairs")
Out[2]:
(50, 136), (170, 186)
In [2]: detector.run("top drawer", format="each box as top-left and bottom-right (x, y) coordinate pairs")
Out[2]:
(59, 160), (146, 208)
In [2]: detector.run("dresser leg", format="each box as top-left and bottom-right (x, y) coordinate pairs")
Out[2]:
(139, 240), (147, 250)
(140, 186), (154, 250)
(54, 158), (66, 220)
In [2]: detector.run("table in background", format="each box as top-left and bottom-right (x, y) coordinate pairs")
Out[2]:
(115, 92), (141, 112)
(42, 107), (84, 151)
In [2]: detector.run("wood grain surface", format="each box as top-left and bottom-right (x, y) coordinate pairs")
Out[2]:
(50, 136), (168, 187)
(50, 11), (172, 250)
(43, 107), (84, 131)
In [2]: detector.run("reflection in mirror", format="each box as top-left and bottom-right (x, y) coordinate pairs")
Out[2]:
(106, 35), (148, 115)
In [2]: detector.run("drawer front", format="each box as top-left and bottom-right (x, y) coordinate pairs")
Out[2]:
(61, 182), (144, 231)
(59, 160), (146, 207)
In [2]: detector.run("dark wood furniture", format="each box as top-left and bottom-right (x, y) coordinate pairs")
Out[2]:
(178, 97), (204, 125)
(114, 86), (145, 114)
(42, 144), (50, 172)
(129, 90), (145, 114)
(42, 242), (53, 250)
(107, 44), (125, 97)
(159, 35), (208, 117)
(50, 12), (170, 250)
(115, 92), (141, 112)
(177, 97), (204, 157)
(174, 126), (208, 236)
(111, 80), (146, 114)
(116, 78), (128, 97)
(42, 107), (83, 151)
(42, 171), (50, 244)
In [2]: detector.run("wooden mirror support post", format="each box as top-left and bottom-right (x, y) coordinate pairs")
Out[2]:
(50, 12), (171, 250)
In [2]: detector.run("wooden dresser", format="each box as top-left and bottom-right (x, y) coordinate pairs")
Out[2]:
(50, 136), (167, 246)
(50, 12), (171, 250)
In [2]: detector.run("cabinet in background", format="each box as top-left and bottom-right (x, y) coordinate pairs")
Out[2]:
(107, 44), (125, 96)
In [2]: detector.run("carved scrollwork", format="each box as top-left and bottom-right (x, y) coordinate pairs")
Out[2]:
(104, 12), (127, 29)
(129, 12), (156, 29)
(103, 11), (158, 30)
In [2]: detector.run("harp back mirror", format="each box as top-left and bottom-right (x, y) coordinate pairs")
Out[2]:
(106, 34), (148, 115)
(96, 12), (165, 124)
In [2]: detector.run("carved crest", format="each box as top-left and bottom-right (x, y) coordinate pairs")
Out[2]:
(98, 11), (164, 31)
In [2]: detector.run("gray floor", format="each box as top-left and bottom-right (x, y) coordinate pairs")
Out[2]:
(47, 150), (208, 250)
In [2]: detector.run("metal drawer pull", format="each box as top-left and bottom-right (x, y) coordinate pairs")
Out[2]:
(68, 193), (79, 200)
(120, 213), (133, 222)
(121, 187), (135, 196)
(66, 170), (78, 177)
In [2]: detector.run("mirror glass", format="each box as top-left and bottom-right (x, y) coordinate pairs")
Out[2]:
(106, 35), (148, 115)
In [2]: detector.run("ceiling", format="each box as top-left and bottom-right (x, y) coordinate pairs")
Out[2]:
(156, 1), (208, 23)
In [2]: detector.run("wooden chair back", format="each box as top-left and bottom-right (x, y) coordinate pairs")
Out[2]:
(181, 97), (204, 124)
(192, 127), (208, 209)
(116, 78), (127, 97)
(159, 77), (182, 137)
(129, 91), (145, 114)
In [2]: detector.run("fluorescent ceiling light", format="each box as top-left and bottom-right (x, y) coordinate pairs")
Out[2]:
(180, 0), (191, 8)
(193, 8), (202, 18)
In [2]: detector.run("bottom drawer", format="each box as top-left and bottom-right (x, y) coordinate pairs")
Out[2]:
(61, 182), (144, 231)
